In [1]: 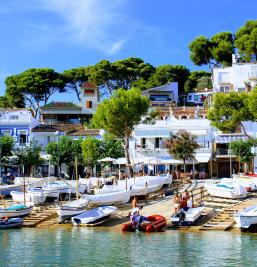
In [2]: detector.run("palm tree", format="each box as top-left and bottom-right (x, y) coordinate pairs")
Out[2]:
(167, 130), (199, 175)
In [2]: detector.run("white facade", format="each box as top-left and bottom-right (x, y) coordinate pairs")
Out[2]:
(0, 109), (39, 149)
(187, 90), (213, 105)
(213, 56), (257, 93)
(129, 117), (212, 166)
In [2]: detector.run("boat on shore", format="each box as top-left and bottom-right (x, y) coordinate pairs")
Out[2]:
(0, 217), (23, 229)
(204, 182), (247, 199)
(0, 204), (33, 218)
(234, 205), (257, 229)
(56, 198), (89, 222)
(83, 190), (131, 206)
(221, 178), (256, 191)
(10, 190), (46, 205)
(122, 214), (167, 232)
(170, 207), (205, 226)
(14, 176), (57, 188)
(72, 206), (118, 226)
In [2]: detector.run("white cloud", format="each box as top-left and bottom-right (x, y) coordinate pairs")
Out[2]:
(32, 0), (128, 55)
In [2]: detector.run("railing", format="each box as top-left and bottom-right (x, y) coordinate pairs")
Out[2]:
(248, 72), (257, 80)
(0, 118), (31, 123)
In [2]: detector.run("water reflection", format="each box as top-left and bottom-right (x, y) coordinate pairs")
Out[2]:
(0, 228), (257, 266)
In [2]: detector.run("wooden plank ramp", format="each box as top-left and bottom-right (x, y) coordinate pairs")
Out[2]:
(23, 205), (57, 227)
(199, 196), (257, 231)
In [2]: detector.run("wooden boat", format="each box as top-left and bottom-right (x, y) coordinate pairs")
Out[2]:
(0, 184), (23, 196)
(42, 181), (71, 194)
(204, 182), (247, 199)
(0, 204), (33, 218)
(83, 190), (131, 206)
(170, 207), (205, 226)
(72, 206), (118, 226)
(122, 214), (167, 232)
(234, 205), (257, 229)
(0, 217), (23, 229)
(10, 190), (46, 205)
(56, 198), (89, 222)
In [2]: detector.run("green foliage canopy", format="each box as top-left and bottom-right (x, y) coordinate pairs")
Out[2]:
(167, 130), (199, 171)
(0, 136), (14, 158)
(235, 20), (257, 61)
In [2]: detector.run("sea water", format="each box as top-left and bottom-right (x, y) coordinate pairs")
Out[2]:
(0, 227), (257, 267)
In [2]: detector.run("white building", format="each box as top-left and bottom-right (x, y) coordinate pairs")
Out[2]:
(128, 116), (212, 174)
(142, 82), (178, 112)
(213, 54), (257, 93)
(187, 89), (213, 106)
(0, 109), (39, 149)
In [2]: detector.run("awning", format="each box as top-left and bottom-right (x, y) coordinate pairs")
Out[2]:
(194, 153), (211, 163)
(134, 129), (170, 138)
(214, 135), (247, 144)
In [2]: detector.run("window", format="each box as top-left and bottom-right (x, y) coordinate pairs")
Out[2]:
(19, 131), (27, 144)
(220, 85), (230, 93)
(2, 130), (11, 136)
(155, 138), (160, 148)
(84, 89), (95, 97)
(251, 66), (257, 79)
(188, 95), (192, 101)
(47, 136), (51, 143)
(141, 138), (146, 148)
(10, 115), (18, 120)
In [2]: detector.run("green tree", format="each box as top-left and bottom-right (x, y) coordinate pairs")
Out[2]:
(207, 92), (254, 136)
(89, 58), (155, 95)
(92, 88), (149, 176)
(0, 136), (14, 158)
(184, 71), (211, 92)
(235, 20), (257, 61)
(7, 68), (66, 117)
(3, 75), (25, 108)
(63, 67), (91, 101)
(102, 133), (124, 159)
(189, 32), (234, 72)
(167, 130), (199, 174)
(81, 137), (103, 175)
(135, 65), (190, 93)
(230, 139), (255, 173)
(46, 136), (74, 175)
(15, 140), (43, 176)
(196, 76), (212, 90)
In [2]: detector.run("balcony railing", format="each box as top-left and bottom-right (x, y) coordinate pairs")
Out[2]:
(248, 72), (257, 80)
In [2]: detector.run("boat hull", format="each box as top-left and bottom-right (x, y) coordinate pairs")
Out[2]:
(72, 206), (117, 226)
(204, 184), (247, 199)
(0, 206), (33, 218)
(122, 214), (167, 232)
(0, 218), (23, 229)
(171, 207), (205, 226)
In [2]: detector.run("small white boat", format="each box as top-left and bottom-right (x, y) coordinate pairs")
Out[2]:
(43, 181), (71, 194)
(0, 204), (33, 218)
(171, 207), (205, 225)
(83, 190), (130, 206)
(14, 176), (57, 187)
(204, 182), (247, 199)
(221, 178), (257, 191)
(30, 186), (59, 199)
(72, 206), (118, 226)
(234, 205), (257, 228)
(56, 198), (89, 222)
(10, 190), (46, 205)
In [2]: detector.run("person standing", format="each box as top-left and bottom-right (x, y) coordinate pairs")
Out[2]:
(131, 196), (138, 208)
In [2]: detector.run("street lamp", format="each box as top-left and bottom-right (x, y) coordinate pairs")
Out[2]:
(54, 131), (61, 178)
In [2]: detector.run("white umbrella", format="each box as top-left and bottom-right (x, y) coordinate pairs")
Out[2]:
(98, 157), (116, 162)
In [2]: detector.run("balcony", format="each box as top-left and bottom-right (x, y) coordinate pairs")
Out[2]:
(215, 147), (236, 157)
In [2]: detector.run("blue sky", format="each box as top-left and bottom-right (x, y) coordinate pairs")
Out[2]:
(0, 0), (256, 102)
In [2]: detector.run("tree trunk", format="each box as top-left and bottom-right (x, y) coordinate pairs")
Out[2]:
(240, 122), (257, 145)
(183, 159), (186, 182)
(124, 134), (133, 178)
(91, 165), (94, 177)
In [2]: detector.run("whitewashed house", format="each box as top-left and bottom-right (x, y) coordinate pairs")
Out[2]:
(213, 54), (257, 93)
(0, 109), (39, 149)
(128, 116), (212, 174)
